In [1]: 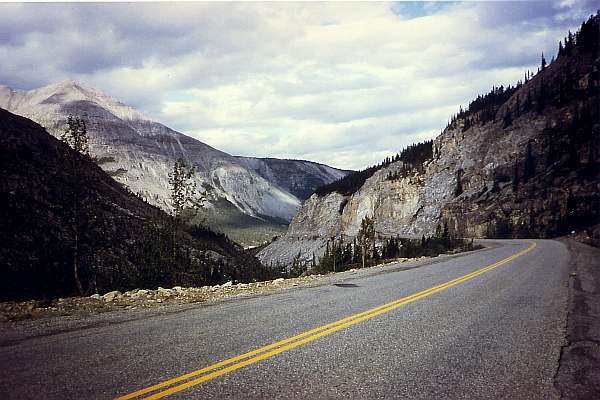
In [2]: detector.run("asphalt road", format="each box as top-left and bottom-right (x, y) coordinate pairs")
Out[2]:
(0, 239), (573, 399)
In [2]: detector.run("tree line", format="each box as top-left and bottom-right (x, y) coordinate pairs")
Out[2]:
(281, 217), (478, 278)
(386, 140), (434, 181)
(316, 141), (434, 197)
(446, 12), (599, 134)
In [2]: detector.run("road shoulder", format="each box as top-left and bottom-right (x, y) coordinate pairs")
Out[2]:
(555, 239), (600, 399)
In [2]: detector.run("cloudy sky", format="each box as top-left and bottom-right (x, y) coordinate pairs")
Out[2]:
(0, 1), (597, 170)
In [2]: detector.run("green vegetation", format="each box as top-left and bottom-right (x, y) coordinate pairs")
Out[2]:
(191, 197), (288, 247)
(60, 115), (89, 155)
(444, 13), (599, 243)
(316, 140), (433, 197)
(448, 13), (599, 135)
(130, 158), (277, 289)
(284, 217), (480, 278)
(314, 164), (385, 197)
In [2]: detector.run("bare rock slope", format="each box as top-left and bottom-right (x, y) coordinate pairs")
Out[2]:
(260, 15), (600, 266)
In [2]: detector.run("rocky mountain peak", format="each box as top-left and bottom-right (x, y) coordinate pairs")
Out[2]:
(0, 80), (349, 244)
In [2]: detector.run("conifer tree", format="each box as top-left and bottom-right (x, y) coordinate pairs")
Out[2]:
(558, 40), (564, 57)
(537, 78), (546, 114)
(168, 157), (201, 261)
(541, 52), (547, 71)
(59, 116), (95, 295)
(169, 157), (198, 223)
(61, 115), (89, 156)
(357, 216), (375, 269)
(502, 107), (513, 129)
(523, 91), (532, 112)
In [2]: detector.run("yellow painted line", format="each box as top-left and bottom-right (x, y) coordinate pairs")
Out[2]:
(116, 241), (537, 400)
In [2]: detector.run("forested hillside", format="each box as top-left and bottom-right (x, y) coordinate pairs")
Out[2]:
(441, 13), (600, 242)
(0, 109), (272, 301)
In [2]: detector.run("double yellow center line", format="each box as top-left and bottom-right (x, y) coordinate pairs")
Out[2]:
(116, 241), (537, 400)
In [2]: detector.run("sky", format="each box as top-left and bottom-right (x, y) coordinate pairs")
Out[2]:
(0, 1), (598, 170)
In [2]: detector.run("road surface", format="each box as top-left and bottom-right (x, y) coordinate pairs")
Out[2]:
(0, 240), (573, 399)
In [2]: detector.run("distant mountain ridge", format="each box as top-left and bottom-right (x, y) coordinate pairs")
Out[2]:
(0, 81), (349, 243)
(236, 156), (352, 200)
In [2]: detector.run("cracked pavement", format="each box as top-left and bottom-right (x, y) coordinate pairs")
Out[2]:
(555, 240), (600, 399)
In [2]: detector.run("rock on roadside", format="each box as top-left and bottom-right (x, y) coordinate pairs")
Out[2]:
(0, 276), (323, 322)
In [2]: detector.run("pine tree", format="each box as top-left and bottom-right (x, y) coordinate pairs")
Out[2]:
(558, 40), (564, 57)
(541, 52), (547, 71)
(537, 78), (546, 114)
(169, 158), (198, 223)
(61, 115), (89, 156)
(59, 116), (94, 295)
(502, 107), (513, 129)
(76, 118), (89, 155)
(168, 158), (201, 261)
(523, 91), (532, 112)
(290, 252), (304, 277)
(357, 216), (375, 268)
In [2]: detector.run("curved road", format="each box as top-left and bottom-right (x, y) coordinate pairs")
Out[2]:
(0, 240), (572, 399)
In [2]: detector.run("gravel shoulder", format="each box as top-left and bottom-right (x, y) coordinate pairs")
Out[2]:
(555, 239), (600, 399)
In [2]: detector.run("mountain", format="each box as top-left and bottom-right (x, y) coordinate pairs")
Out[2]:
(0, 82), (349, 244)
(0, 108), (273, 301)
(259, 14), (600, 266)
(236, 157), (352, 201)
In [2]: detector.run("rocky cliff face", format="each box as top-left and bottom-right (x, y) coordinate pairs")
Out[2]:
(0, 81), (347, 226)
(259, 15), (600, 266)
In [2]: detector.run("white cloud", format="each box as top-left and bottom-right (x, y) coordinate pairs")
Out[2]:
(0, 1), (597, 169)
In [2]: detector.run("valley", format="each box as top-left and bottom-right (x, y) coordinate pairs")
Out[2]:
(1, 5), (599, 399)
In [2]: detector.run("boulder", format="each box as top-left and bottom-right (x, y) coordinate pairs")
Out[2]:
(103, 291), (121, 302)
